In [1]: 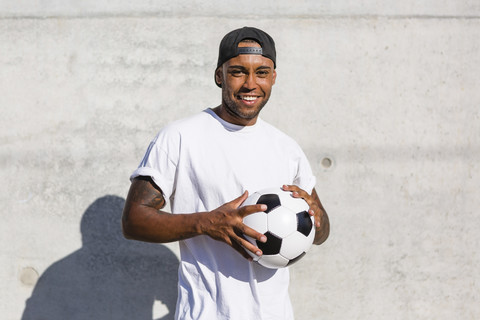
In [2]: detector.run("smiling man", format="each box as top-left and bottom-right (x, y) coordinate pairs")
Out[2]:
(122, 27), (329, 320)
(214, 38), (276, 125)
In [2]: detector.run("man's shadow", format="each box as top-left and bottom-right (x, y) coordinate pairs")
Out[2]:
(22, 195), (179, 320)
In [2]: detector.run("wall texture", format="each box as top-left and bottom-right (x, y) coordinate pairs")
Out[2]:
(1, 1), (479, 319)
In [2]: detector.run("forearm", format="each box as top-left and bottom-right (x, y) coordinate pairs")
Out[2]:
(122, 177), (267, 260)
(312, 189), (330, 245)
(122, 203), (206, 243)
(313, 209), (329, 245)
(122, 176), (207, 243)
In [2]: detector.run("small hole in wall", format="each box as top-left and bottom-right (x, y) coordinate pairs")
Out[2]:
(321, 157), (333, 169)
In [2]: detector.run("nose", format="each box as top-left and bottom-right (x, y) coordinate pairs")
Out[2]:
(243, 73), (257, 90)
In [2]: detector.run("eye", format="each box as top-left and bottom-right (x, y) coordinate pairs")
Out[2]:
(256, 70), (270, 78)
(230, 69), (246, 77)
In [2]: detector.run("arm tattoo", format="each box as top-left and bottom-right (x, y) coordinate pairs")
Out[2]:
(130, 176), (166, 211)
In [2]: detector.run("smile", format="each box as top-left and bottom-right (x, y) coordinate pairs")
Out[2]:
(238, 95), (259, 101)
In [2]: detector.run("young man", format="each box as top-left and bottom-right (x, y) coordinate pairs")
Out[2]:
(122, 26), (329, 320)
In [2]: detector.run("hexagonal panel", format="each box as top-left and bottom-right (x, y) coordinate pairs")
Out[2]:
(276, 190), (309, 213)
(243, 212), (268, 235)
(267, 207), (297, 238)
(241, 192), (261, 207)
(286, 252), (306, 267)
(243, 211), (268, 261)
(304, 224), (315, 252)
(280, 232), (313, 260)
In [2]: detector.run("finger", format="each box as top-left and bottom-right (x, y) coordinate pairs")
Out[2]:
(282, 184), (312, 203)
(234, 234), (263, 257)
(238, 203), (267, 218)
(282, 184), (306, 197)
(294, 189), (310, 199)
(308, 208), (321, 227)
(282, 184), (300, 192)
(218, 233), (252, 260)
(229, 190), (249, 208)
(231, 241), (254, 261)
(231, 235), (262, 260)
(240, 223), (267, 243)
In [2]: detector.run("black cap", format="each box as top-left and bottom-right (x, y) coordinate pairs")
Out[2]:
(216, 26), (276, 70)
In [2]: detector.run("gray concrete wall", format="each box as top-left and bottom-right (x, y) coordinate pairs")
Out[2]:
(1, 1), (479, 319)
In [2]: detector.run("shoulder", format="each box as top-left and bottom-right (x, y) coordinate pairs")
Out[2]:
(258, 118), (303, 150)
(152, 110), (213, 140)
(163, 110), (212, 132)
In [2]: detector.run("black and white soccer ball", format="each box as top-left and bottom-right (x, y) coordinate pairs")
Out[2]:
(242, 188), (315, 269)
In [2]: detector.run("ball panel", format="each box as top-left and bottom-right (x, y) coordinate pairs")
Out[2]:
(296, 211), (313, 237)
(304, 224), (316, 252)
(241, 192), (262, 206)
(243, 212), (268, 262)
(286, 252), (306, 267)
(254, 188), (284, 197)
(243, 212), (268, 235)
(280, 232), (313, 259)
(256, 193), (281, 213)
(267, 207), (297, 238)
(276, 191), (309, 213)
(258, 254), (289, 269)
(244, 235), (260, 261)
(257, 231), (282, 255)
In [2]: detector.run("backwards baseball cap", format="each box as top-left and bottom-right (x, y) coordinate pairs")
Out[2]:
(216, 26), (277, 71)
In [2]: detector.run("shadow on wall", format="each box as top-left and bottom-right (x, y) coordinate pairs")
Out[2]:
(21, 195), (179, 320)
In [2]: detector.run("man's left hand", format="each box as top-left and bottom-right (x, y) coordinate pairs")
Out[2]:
(282, 185), (330, 245)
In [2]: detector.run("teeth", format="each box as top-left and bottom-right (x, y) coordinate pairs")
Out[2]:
(241, 96), (257, 101)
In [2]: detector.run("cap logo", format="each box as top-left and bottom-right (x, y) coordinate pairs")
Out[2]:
(215, 27), (276, 87)
(237, 47), (263, 55)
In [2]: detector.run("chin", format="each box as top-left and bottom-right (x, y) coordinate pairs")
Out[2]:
(233, 106), (263, 120)
(232, 100), (269, 119)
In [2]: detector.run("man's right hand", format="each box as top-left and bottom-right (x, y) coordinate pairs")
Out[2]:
(198, 191), (268, 261)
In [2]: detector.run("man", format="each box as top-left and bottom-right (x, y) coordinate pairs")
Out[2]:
(122, 26), (330, 320)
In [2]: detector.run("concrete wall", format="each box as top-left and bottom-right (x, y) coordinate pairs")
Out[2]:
(1, 1), (479, 319)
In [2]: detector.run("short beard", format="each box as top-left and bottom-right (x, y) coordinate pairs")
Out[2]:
(221, 90), (270, 121)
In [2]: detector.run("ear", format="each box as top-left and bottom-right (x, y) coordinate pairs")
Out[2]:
(272, 69), (277, 85)
(215, 67), (223, 88)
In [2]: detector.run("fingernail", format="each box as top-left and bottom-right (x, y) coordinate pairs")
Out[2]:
(256, 251), (262, 256)
(260, 236), (267, 243)
(260, 204), (267, 211)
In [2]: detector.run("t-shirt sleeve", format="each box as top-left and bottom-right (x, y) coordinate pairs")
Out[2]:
(292, 147), (317, 194)
(130, 127), (180, 201)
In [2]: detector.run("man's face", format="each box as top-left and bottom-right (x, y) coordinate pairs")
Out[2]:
(215, 43), (276, 126)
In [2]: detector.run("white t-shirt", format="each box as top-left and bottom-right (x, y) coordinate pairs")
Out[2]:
(131, 109), (316, 320)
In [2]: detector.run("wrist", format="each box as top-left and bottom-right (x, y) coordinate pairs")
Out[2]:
(195, 211), (210, 236)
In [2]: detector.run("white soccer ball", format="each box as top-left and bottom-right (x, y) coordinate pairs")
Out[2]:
(242, 187), (315, 269)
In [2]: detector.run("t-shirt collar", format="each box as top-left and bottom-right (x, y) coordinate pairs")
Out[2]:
(205, 108), (261, 133)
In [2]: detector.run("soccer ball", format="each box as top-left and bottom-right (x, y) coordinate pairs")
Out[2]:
(241, 188), (315, 269)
